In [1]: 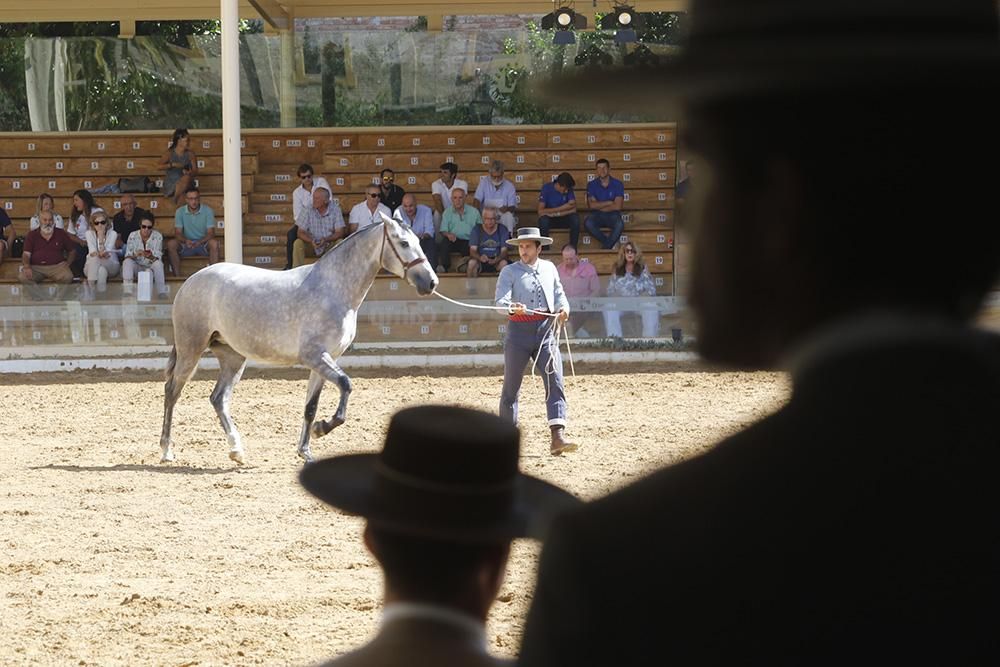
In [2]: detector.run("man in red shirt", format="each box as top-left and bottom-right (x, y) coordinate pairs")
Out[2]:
(20, 210), (74, 295)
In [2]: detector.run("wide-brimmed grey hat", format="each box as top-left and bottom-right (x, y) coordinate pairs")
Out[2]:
(530, 0), (1000, 110)
(299, 405), (580, 543)
(506, 227), (554, 247)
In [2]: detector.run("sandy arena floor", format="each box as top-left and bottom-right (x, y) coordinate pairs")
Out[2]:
(1, 363), (789, 666)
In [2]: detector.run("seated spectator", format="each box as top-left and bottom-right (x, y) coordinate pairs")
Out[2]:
(378, 168), (406, 211)
(112, 194), (153, 261)
(159, 128), (197, 206)
(538, 172), (580, 249)
(349, 185), (392, 235)
(19, 210), (74, 296)
(431, 161), (469, 233)
(84, 210), (120, 292)
(0, 208), (12, 267)
(438, 188), (481, 273)
(166, 187), (219, 276)
(67, 189), (103, 279)
(394, 193), (437, 269)
(473, 160), (518, 233)
(122, 213), (168, 299)
(298, 404), (579, 667)
(293, 187), (346, 268)
(584, 158), (625, 249)
(603, 241), (659, 338)
(468, 206), (511, 292)
(285, 163), (331, 270)
(29, 193), (65, 230)
(557, 243), (602, 337)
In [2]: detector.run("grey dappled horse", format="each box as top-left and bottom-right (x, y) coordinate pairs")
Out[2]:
(160, 216), (437, 464)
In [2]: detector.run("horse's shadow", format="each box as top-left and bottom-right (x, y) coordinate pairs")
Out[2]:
(32, 463), (246, 475)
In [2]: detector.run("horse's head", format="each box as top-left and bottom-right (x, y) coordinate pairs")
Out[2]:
(379, 214), (438, 295)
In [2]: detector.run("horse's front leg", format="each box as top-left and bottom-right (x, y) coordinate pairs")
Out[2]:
(297, 370), (326, 463)
(304, 351), (353, 441)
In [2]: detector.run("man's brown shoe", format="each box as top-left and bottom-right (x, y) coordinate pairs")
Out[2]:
(550, 425), (579, 456)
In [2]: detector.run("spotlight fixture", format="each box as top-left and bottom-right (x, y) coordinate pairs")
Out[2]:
(542, 5), (588, 44)
(600, 4), (644, 43)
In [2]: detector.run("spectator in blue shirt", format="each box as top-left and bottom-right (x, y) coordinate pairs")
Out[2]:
(393, 193), (437, 269)
(469, 206), (511, 278)
(537, 172), (580, 249)
(166, 187), (219, 276)
(584, 158), (626, 249)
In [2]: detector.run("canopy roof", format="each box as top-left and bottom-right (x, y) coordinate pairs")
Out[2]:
(0, 0), (687, 31)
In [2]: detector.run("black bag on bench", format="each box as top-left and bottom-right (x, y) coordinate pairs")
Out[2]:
(118, 176), (155, 193)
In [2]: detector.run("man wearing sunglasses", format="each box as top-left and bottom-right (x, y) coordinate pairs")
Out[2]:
(348, 186), (392, 236)
(286, 163), (331, 270)
(378, 168), (406, 211)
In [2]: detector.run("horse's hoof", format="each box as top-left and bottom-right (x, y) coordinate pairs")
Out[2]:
(160, 452), (175, 463)
(298, 448), (315, 463)
(229, 450), (245, 465)
(310, 422), (329, 439)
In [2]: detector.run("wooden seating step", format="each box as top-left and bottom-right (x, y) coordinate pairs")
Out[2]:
(0, 154), (258, 178)
(1, 194), (247, 222)
(317, 126), (675, 153)
(252, 167), (676, 194)
(247, 190), (672, 216)
(323, 148), (675, 174)
(239, 209), (673, 228)
(1, 174), (254, 199)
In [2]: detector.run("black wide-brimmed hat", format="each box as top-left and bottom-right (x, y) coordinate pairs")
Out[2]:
(299, 405), (580, 543)
(532, 0), (1000, 109)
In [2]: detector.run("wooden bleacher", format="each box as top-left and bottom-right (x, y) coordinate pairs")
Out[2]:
(2, 124), (676, 291)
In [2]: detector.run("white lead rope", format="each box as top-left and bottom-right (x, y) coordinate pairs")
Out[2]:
(431, 289), (576, 378)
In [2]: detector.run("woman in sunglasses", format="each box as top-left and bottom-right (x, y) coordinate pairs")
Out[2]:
(603, 241), (659, 338)
(122, 214), (168, 299)
(84, 210), (120, 292)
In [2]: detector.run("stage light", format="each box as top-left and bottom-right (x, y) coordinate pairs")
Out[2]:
(600, 4), (643, 43)
(542, 5), (588, 44)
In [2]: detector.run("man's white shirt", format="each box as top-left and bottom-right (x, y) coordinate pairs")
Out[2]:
(349, 200), (392, 231)
(293, 176), (332, 224)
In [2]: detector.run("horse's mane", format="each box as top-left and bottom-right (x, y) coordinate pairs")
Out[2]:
(316, 220), (387, 265)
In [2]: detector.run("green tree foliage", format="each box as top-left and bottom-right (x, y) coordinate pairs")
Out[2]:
(0, 20), (264, 131)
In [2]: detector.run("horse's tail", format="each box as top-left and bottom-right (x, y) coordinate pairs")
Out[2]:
(165, 346), (177, 381)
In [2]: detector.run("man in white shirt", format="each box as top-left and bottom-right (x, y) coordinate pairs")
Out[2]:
(430, 161), (469, 228)
(285, 163), (331, 270)
(473, 160), (518, 233)
(348, 185), (392, 235)
(293, 187), (345, 268)
(394, 193), (437, 269)
(299, 405), (579, 667)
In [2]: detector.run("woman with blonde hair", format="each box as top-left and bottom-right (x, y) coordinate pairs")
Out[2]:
(603, 241), (660, 338)
(84, 210), (120, 292)
(29, 193), (65, 230)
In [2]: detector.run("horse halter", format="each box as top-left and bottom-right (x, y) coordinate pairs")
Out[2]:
(381, 220), (425, 280)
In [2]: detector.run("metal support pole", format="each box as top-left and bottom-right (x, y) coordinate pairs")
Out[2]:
(221, 0), (244, 265)
(280, 29), (296, 127)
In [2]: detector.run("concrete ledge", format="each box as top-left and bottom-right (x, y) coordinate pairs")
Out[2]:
(0, 350), (699, 374)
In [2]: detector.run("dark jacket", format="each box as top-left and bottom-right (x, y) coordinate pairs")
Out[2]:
(521, 319), (1000, 665)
